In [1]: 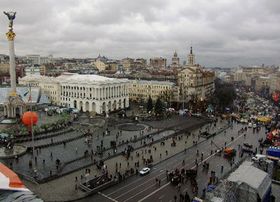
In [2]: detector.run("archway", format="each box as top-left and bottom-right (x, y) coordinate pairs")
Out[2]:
(118, 99), (122, 109)
(124, 98), (126, 108)
(108, 101), (112, 112)
(15, 107), (20, 118)
(113, 100), (117, 111)
(79, 101), (83, 112)
(102, 102), (106, 114)
(85, 101), (89, 112)
(92, 102), (96, 113)
(73, 100), (77, 108)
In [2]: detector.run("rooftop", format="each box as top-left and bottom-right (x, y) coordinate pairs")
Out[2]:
(227, 161), (271, 199)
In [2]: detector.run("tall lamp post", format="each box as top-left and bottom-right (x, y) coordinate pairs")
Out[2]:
(22, 109), (38, 177)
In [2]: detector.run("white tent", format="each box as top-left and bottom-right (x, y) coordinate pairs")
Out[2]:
(227, 161), (271, 202)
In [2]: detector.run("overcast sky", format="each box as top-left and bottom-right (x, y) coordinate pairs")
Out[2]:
(0, 0), (280, 67)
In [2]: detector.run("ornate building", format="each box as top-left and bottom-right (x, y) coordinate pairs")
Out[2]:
(176, 46), (215, 104)
(187, 46), (195, 67)
(19, 73), (129, 114)
(171, 51), (180, 69)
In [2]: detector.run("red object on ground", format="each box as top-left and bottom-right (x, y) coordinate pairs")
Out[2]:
(22, 111), (38, 126)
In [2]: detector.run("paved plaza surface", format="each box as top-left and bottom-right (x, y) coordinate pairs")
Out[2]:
(2, 113), (214, 201)
(76, 121), (267, 202)
(2, 109), (270, 202)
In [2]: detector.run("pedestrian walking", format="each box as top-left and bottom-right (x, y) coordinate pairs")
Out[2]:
(174, 195), (177, 202)
(221, 165), (224, 173)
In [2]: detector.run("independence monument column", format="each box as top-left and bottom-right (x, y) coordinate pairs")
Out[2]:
(3, 11), (24, 118)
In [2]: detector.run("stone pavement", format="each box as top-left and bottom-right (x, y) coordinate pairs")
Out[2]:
(23, 117), (228, 201)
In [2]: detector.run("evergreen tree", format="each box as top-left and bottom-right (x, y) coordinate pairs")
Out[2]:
(146, 96), (153, 112)
(154, 97), (164, 116)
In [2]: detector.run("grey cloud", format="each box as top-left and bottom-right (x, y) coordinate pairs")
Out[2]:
(0, 0), (280, 67)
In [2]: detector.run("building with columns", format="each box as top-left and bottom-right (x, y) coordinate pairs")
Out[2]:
(19, 73), (129, 114)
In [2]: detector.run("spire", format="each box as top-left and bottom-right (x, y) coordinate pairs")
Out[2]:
(190, 46), (193, 54)
(174, 50), (177, 57)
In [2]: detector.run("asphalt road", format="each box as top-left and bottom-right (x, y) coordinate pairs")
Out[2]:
(76, 122), (267, 202)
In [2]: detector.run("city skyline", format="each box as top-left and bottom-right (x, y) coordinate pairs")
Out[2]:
(1, 0), (280, 67)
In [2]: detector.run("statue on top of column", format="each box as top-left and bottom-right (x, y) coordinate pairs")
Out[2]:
(4, 11), (16, 30)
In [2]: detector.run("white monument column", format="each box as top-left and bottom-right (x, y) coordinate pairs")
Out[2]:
(3, 11), (25, 118)
(8, 35), (17, 95)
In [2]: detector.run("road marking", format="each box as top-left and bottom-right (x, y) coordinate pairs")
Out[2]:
(107, 149), (192, 196)
(122, 178), (167, 202)
(98, 192), (118, 202)
(137, 129), (246, 202)
(138, 182), (170, 202)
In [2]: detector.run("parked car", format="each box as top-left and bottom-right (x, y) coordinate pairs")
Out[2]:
(252, 154), (266, 162)
(248, 122), (252, 128)
(139, 167), (150, 176)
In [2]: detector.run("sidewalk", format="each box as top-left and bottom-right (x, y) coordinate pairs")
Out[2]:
(23, 118), (228, 201)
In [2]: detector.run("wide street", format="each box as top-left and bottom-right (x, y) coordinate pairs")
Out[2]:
(77, 120), (267, 202)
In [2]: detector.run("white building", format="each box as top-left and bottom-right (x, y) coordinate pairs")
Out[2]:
(19, 73), (129, 114)
(26, 55), (40, 65)
(25, 65), (41, 76)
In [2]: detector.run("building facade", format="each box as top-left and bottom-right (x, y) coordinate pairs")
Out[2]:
(187, 47), (195, 67)
(121, 58), (134, 70)
(171, 51), (180, 69)
(25, 65), (41, 76)
(19, 73), (130, 114)
(177, 65), (215, 102)
(129, 79), (175, 102)
(150, 57), (167, 69)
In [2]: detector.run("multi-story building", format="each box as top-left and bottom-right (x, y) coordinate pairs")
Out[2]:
(177, 65), (215, 102)
(170, 51), (180, 69)
(121, 58), (134, 70)
(25, 65), (41, 76)
(134, 58), (147, 69)
(270, 73), (280, 93)
(129, 79), (175, 102)
(26, 55), (41, 65)
(93, 60), (107, 72)
(19, 73), (129, 114)
(175, 47), (215, 102)
(107, 60), (118, 71)
(150, 57), (167, 69)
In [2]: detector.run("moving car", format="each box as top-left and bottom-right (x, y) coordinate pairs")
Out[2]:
(139, 167), (150, 176)
(248, 122), (252, 128)
(252, 154), (266, 162)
